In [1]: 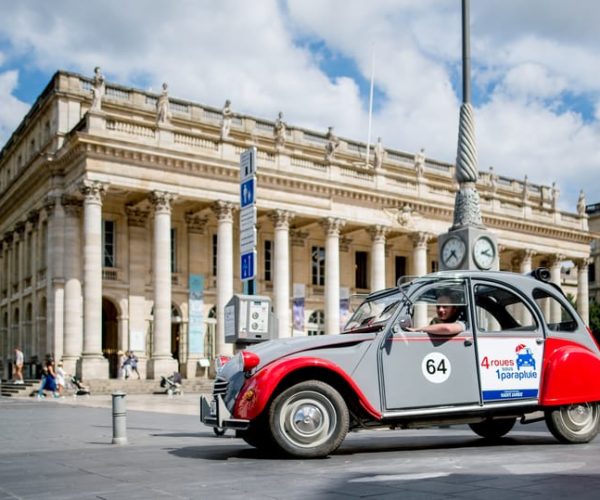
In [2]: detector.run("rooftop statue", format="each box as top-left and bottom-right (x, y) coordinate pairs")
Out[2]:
(90, 66), (105, 111)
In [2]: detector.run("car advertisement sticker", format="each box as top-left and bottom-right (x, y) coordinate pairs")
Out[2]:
(478, 338), (543, 401)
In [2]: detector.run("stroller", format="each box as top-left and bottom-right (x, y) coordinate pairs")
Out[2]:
(160, 371), (183, 396)
(70, 376), (91, 397)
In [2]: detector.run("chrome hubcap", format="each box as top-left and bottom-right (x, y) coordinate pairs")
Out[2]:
(279, 390), (336, 448)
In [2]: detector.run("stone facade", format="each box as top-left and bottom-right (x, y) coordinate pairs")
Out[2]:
(0, 70), (593, 380)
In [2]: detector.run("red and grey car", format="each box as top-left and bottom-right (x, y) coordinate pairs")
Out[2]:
(200, 269), (600, 458)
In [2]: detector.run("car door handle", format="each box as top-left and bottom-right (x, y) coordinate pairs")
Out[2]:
(536, 338), (545, 345)
(464, 339), (473, 347)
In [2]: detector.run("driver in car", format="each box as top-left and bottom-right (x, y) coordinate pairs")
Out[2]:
(407, 291), (466, 336)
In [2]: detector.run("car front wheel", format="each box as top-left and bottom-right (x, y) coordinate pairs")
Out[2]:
(269, 380), (349, 458)
(545, 402), (600, 443)
(469, 417), (516, 439)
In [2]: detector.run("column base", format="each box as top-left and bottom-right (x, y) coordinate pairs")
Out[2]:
(146, 356), (179, 379)
(181, 357), (210, 379)
(78, 355), (109, 381)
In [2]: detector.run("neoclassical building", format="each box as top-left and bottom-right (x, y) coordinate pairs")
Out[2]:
(0, 70), (592, 380)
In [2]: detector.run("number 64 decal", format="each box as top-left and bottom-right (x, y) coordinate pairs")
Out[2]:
(421, 352), (452, 383)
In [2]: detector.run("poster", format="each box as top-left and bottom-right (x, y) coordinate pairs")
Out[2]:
(188, 274), (205, 354)
(293, 283), (305, 333)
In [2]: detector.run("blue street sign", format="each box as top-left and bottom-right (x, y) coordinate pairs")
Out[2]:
(241, 251), (256, 281)
(240, 179), (255, 208)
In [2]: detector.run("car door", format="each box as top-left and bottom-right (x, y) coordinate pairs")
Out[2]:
(379, 279), (480, 411)
(471, 280), (544, 403)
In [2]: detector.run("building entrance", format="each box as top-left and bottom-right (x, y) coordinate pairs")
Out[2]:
(102, 298), (119, 378)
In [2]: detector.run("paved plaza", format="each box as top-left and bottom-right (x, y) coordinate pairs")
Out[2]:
(1, 393), (600, 499)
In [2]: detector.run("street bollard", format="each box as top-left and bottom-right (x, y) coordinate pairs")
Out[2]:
(111, 391), (128, 445)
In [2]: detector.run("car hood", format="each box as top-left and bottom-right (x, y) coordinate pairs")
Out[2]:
(246, 332), (376, 370)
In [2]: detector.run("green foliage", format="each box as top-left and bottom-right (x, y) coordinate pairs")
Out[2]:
(589, 300), (600, 335)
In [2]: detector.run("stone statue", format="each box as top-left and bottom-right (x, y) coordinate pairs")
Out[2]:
(156, 82), (171, 125)
(577, 189), (586, 216)
(414, 148), (425, 178)
(274, 111), (286, 148)
(488, 166), (498, 195)
(90, 66), (105, 111)
(325, 126), (340, 161)
(221, 99), (233, 139)
(522, 175), (529, 204)
(373, 137), (384, 169)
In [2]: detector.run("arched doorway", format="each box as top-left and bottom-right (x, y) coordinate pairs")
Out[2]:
(102, 298), (119, 378)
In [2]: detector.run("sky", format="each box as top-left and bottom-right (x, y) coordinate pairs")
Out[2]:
(1, 0), (599, 212)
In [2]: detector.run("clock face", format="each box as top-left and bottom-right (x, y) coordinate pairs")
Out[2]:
(441, 236), (466, 269)
(473, 236), (495, 270)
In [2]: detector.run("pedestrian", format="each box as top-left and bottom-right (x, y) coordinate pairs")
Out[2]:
(128, 351), (141, 379)
(55, 362), (66, 397)
(120, 351), (132, 380)
(37, 358), (58, 399)
(13, 346), (24, 384)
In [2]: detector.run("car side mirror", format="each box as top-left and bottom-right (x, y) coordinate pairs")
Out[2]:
(397, 315), (412, 330)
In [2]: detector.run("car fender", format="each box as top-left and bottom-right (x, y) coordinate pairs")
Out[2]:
(233, 356), (382, 421)
(540, 337), (600, 406)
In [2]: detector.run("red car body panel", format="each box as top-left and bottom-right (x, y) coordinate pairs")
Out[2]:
(540, 337), (600, 406)
(233, 356), (382, 421)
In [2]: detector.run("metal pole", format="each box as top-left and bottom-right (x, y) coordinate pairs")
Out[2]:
(111, 391), (127, 445)
(462, 0), (471, 104)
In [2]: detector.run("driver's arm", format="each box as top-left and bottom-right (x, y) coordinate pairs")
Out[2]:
(407, 321), (465, 336)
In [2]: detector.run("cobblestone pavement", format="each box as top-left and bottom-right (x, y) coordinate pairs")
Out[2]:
(1, 395), (600, 499)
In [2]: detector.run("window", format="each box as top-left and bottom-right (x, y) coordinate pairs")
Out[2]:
(431, 260), (438, 273)
(410, 281), (468, 331)
(212, 234), (218, 276)
(355, 251), (368, 289)
(395, 256), (407, 284)
(171, 228), (177, 273)
(311, 246), (325, 286)
(533, 288), (577, 332)
(590, 263), (596, 283)
(474, 284), (537, 332)
(307, 310), (325, 336)
(264, 239), (272, 281)
(102, 220), (116, 267)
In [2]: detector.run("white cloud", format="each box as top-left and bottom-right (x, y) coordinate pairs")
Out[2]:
(0, 70), (30, 146)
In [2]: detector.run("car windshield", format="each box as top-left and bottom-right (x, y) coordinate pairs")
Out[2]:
(343, 291), (402, 333)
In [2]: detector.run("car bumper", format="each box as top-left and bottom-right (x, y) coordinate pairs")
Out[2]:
(200, 394), (250, 430)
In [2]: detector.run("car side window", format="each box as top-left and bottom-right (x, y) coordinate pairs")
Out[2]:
(474, 284), (537, 332)
(532, 288), (577, 332)
(410, 281), (468, 331)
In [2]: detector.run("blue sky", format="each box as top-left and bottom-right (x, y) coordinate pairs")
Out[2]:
(1, 0), (600, 212)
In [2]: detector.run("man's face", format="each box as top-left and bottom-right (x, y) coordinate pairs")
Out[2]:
(436, 296), (457, 322)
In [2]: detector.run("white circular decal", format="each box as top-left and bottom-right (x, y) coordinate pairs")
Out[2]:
(421, 352), (451, 383)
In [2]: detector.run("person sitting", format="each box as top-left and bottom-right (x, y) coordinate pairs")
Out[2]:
(407, 291), (466, 336)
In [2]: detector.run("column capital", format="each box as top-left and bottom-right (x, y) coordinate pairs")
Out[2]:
(369, 225), (389, 243)
(339, 236), (353, 253)
(290, 229), (309, 247)
(269, 209), (294, 230)
(61, 195), (83, 216)
(14, 221), (26, 237)
(126, 206), (149, 228)
(518, 248), (537, 262)
(79, 180), (108, 204)
(27, 209), (40, 226)
(211, 200), (235, 222)
(574, 257), (590, 269)
(185, 213), (208, 234)
(149, 190), (176, 214)
(2, 231), (14, 245)
(547, 253), (565, 268)
(409, 231), (432, 249)
(320, 217), (345, 236)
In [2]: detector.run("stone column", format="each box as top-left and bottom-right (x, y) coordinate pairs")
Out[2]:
(79, 181), (109, 380)
(575, 258), (590, 324)
(369, 225), (388, 292)
(548, 254), (564, 324)
(126, 206), (150, 379)
(147, 191), (178, 378)
(269, 210), (294, 338)
(15, 222), (26, 350)
(44, 196), (65, 361)
(212, 201), (234, 356)
(27, 211), (40, 359)
(321, 217), (345, 335)
(61, 196), (83, 376)
(410, 232), (431, 328)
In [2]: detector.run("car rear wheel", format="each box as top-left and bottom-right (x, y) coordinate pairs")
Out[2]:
(469, 417), (516, 439)
(545, 403), (600, 443)
(269, 380), (349, 458)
